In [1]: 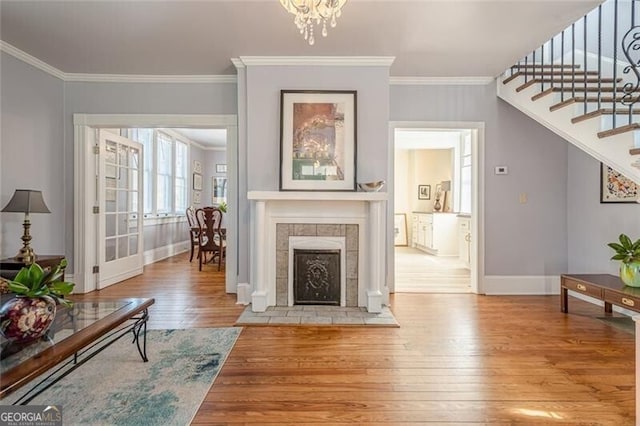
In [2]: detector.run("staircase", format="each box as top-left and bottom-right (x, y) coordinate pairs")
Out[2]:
(497, 0), (640, 186)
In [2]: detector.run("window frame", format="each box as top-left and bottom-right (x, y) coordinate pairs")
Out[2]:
(125, 128), (191, 219)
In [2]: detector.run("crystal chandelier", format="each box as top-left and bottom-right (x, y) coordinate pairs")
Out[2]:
(279, 0), (347, 46)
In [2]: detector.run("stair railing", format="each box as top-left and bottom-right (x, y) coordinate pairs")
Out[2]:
(505, 0), (640, 130)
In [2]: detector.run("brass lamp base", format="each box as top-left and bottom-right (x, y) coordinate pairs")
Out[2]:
(15, 247), (36, 265)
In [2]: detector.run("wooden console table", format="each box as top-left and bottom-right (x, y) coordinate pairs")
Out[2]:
(0, 255), (66, 280)
(561, 274), (640, 314)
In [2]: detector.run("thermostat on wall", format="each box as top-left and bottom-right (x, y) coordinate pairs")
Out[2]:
(494, 165), (508, 175)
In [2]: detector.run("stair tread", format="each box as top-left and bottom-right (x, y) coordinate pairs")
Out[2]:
(514, 64), (581, 69)
(597, 123), (640, 139)
(503, 70), (601, 84)
(548, 96), (637, 110)
(571, 109), (640, 124)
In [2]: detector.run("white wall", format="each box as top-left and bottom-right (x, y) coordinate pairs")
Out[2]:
(412, 149), (453, 213)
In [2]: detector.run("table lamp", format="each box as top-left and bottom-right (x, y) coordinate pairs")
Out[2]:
(1, 189), (51, 264)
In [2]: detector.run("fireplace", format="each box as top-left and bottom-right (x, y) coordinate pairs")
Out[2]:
(293, 249), (340, 305)
(246, 191), (387, 313)
(286, 234), (349, 307)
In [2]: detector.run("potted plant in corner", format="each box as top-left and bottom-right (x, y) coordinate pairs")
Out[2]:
(0, 259), (74, 343)
(608, 234), (640, 287)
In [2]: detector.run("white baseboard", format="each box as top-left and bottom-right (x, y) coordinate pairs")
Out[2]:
(236, 283), (251, 305)
(143, 241), (190, 265)
(483, 275), (560, 295)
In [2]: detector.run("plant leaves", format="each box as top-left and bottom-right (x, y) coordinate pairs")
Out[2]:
(48, 281), (74, 296)
(608, 242), (625, 252)
(27, 263), (45, 289)
(7, 281), (30, 294)
(13, 268), (30, 285)
(612, 254), (627, 261)
(620, 234), (633, 249)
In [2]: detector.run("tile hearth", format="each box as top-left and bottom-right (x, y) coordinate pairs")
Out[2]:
(235, 305), (399, 327)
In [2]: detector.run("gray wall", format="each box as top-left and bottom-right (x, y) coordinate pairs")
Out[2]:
(63, 80), (237, 264)
(391, 83), (570, 276)
(143, 221), (188, 252)
(5, 50), (631, 287)
(567, 144), (640, 274)
(205, 150), (227, 205)
(245, 66), (389, 190)
(0, 53), (65, 259)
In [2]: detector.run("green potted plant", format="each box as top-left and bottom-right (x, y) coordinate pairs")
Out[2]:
(607, 234), (640, 287)
(0, 259), (74, 343)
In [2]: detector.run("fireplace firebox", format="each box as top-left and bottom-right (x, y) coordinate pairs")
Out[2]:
(293, 249), (340, 305)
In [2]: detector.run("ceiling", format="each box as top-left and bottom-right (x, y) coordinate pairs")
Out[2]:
(172, 128), (227, 149)
(0, 0), (601, 77)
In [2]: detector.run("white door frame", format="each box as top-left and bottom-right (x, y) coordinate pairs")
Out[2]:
(73, 114), (238, 294)
(388, 121), (485, 295)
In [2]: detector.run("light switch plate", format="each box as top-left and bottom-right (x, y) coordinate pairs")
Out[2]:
(495, 166), (508, 175)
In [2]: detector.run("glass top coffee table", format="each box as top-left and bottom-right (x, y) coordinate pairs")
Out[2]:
(0, 298), (154, 404)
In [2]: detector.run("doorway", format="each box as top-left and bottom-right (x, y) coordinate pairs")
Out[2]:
(388, 122), (484, 295)
(73, 114), (238, 295)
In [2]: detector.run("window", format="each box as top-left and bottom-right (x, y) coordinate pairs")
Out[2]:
(175, 140), (188, 213)
(127, 129), (189, 217)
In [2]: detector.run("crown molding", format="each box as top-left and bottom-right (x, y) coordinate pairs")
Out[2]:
(235, 56), (396, 67)
(1, 40), (66, 80)
(2, 42), (492, 86)
(231, 58), (245, 69)
(1, 41), (236, 83)
(390, 76), (495, 85)
(63, 73), (236, 83)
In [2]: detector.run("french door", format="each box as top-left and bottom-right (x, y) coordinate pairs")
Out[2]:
(97, 130), (144, 288)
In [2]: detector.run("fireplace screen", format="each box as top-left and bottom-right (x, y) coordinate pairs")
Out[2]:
(293, 249), (340, 305)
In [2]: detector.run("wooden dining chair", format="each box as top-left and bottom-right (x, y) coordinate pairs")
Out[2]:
(195, 207), (226, 271)
(185, 206), (200, 262)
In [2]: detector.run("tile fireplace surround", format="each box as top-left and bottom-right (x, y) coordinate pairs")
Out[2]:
(247, 191), (388, 313)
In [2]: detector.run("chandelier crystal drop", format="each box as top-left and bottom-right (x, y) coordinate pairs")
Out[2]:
(279, 0), (347, 46)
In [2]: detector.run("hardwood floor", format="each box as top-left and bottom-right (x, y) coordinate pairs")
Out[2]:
(395, 247), (471, 293)
(74, 254), (635, 424)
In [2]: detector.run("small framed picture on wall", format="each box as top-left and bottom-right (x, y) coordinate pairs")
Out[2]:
(193, 160), (202, 174)
(216, 164), (227, 174)
(193, 173), (203, 191)
(600, 163), (639, 203)
(418, 184), (431, 200)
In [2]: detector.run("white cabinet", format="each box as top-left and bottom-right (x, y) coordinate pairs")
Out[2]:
(412, 213), (458, 256)
(458, 217), (471, 268)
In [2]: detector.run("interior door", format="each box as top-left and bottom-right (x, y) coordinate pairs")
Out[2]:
(98, 130), (144, 288)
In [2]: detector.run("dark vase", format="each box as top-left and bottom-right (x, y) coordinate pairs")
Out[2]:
(0, 296), (56, 343)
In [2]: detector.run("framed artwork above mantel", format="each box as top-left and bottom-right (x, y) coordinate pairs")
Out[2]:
(279, 90), (357, 191)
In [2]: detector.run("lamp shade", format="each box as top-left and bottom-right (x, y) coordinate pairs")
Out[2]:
(440, 180), (451, 191)
(2, 190), (51, 214)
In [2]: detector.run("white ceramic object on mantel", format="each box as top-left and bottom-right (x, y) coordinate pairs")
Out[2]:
(358, 180), (385, 192)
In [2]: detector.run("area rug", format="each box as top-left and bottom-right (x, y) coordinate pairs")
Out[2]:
(596, 316), (635, 335)
(2, 327), (242, 425)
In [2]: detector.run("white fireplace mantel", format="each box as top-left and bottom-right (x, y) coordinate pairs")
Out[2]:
(248, 191), (387, 202)
(246, 190), (388, 313)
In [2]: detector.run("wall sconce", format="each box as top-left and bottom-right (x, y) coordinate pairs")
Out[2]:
(1, 189), (51, 264)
